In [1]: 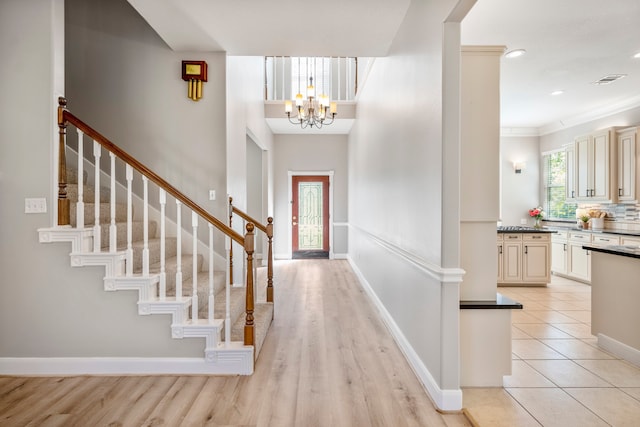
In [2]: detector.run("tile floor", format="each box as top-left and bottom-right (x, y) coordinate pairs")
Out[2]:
(463, 275), (640, 426)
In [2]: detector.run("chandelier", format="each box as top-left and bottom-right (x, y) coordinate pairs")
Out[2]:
(285, 58), (337, 129)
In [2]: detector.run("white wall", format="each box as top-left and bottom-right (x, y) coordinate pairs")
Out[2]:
(347, 0), (464, 410)
(0, 0), (207, 359)
(226, 56), (274, 280)
(500, 136), (541, 226)
(273, 134), (349, 258)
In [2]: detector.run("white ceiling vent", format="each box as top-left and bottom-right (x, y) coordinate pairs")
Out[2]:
(592, 74), (627, 85)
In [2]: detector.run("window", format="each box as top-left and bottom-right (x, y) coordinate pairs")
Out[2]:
(543, 150), (576, 220)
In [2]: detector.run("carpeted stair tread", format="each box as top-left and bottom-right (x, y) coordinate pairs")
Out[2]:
(70, 202), (128, 226)
(66, 183), (111, 204)
(98, 221), (157, 250)
(66, 167), (88, 185)
(230, 302), (274, 357)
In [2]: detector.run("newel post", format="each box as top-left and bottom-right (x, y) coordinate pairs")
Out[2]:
(229, 196), (234, 286)
(266, 216), (274, 303)
(244, 223), (255, 347)
(57, 97), (70, 226)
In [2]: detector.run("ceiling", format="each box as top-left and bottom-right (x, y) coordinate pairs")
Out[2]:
(129, 0), (640, 135)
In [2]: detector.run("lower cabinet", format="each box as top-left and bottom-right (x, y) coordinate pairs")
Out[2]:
(551, 230), (568, 275)
(523, 234), (551, 283)
(498, 232), (551, 285)
(552, 230), (622, 283)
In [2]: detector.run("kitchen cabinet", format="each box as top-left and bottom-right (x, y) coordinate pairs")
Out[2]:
(621, 236), (640, 246)
(565, 144), (576, 201)
(551, 230), (568, 275)
(617, 127), (637, 202)
(497, 234), (503, 282)
(498, 232), (551, 285)
(574, 128), (617, 203)
(567, 231), (591, 282)
(522, 234), (551, 283)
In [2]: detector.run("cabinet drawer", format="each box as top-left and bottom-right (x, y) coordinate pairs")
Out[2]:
(569, 232), (592, 243)
(552, 230), (568, 240)
(523, 233), (550, 242)
(621, 236), (640, 246)
(503, 234), (522, 241)
(593, 234), (620, 245)
(497, 233), (504, 241)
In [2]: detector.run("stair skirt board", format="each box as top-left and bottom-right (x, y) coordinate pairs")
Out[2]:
(37, 189), (273, 375)
(0, 347), (254, 375)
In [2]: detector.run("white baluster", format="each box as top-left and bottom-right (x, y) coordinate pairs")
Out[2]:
(76, 129), (84, 229)
(125, 164), (133, 276)
(159, 189), (166, 300)
(175, 201), (182, 300)
(225, 234), (231, 346)
(109, 152), (117, 252)
(142, 176), (149, 276)
(93, 140), (101, 252)
(192, 211), (198, 321)
(208, 223), (214, 323)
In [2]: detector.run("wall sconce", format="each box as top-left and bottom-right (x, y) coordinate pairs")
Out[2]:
(513, 162), (526, 174)
(182, 60), (208, 101)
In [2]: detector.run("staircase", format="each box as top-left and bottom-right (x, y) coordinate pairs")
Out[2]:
(37, 98), (273, 375)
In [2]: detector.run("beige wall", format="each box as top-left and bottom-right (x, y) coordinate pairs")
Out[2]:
(273, 134), (349, 258)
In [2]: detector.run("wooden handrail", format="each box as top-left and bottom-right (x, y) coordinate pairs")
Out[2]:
(57, 97), (244, 246)
(229, 196), (274, 303)
(56, 97), (260, 349)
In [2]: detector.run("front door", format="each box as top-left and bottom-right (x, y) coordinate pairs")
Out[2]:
(292, 175), (329, 259)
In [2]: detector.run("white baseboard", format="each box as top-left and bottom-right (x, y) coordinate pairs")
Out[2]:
(346, 255), (462, 411)
(0, 353), (253, 376)
(598, 334), (640, 367)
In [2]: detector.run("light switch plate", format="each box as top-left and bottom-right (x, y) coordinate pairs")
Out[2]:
(25, 198), (47, 213)
(520, 218), (527, 225)
(209, 190), (216, 201)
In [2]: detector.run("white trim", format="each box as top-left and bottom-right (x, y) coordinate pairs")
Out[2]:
(597, 333), (640, 368)
(347, 256), (463, 411)
(349, 224), (465, 283)
(287, 170), (335, 259)
(0, 348), (254, 376)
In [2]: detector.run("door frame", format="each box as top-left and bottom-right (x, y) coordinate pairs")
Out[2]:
(288, 170), (334, 259)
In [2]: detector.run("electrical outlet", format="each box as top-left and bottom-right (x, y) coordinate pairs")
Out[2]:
(209, 190), (216, 201)
(520, 218), (528, 224)
(25, 198), (47, 213)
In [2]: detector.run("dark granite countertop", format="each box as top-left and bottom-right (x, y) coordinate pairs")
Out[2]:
(545, 224), (640, 238)
(583, 244), (640, 260)
(460, 293), (523, 309)
(497, 226), (556, 234)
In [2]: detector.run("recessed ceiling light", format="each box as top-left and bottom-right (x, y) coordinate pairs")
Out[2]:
(551, 90), (564, 96)
(504, 49), (526, 59)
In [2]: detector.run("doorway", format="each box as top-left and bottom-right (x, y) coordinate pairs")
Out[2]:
(291, 175), (330, 259)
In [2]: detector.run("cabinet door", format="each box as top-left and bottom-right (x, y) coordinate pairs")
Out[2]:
(497, 243), (503, 282)
(503, 241), (522, 282)
(591, 130), (611, 201)
(523, 242), (550, 283)
(617, 128), (636, 202)
(551, 240), (567, 275)
(565, 144), (576, 201)
(575, 135), (590, 199)
(568, 243), (591, 282)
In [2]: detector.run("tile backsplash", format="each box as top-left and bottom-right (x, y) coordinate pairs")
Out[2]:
(575, 203), (640, 231)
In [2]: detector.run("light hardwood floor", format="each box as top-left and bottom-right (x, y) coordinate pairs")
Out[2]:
(0, 260), (470, 427)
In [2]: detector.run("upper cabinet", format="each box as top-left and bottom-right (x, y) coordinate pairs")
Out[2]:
(574, 128), (616, 202)
(617, 127), (637, 202)
(569, 127), (638, 203)
(565, 143), (576, 202)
